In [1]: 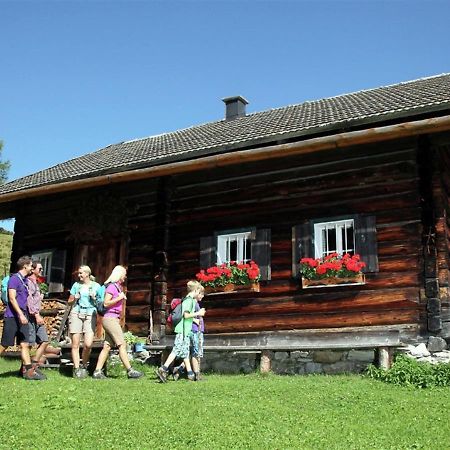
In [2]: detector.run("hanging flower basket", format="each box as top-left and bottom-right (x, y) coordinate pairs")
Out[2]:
(204, 282), (260, 295)
(300, 253), (366, 289)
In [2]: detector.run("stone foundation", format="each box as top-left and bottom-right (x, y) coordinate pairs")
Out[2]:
(201, 349), (376, 375)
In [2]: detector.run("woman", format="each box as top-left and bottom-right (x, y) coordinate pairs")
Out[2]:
(68, 265), (100, 379)
(92, 265), (143, 379)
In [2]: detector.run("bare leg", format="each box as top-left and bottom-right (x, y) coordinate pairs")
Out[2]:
(81, 333), (94, 367)
(95, 342), (111, 371)
(162, 352), (177, 369)
(71, 333), (81, 368)
(117, 343), (132, 370)
(191, 356), (200, 373)
(34, 342), (48, 364)
(184, 357), (192, 373)
(20, 342), (31, 366)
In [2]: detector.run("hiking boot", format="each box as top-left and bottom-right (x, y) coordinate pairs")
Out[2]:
(156, 366), (168, 383)
(73, 367), (88, 379)
(127, 368), (144, 379)
(23, 367), (46, 381)
(92, 369), (107, 379)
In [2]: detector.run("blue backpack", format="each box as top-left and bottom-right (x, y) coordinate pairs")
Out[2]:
(95, 284), (108, 316)
(1, 275), (10, 305)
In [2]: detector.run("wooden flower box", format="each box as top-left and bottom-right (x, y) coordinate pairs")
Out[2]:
(302, 273), (365, 289)
(205, 282), (260, 295)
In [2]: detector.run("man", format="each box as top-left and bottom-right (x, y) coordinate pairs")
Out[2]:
(0, 256), (45, 380)
(27, 260), (49, 374)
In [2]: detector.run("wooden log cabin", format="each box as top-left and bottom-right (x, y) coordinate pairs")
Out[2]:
(1, 74), (449, 372)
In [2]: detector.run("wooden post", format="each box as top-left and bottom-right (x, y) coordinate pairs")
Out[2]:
(260, 350), (272, 373)
(378, 347), (392, 370)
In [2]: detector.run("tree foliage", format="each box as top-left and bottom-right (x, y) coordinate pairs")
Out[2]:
(0, 141), (10, 184)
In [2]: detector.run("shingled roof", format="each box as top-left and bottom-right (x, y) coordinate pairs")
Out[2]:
(2, 73), (450, 196)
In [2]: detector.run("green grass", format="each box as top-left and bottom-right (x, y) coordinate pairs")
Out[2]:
(0, 231), (12, 277)
(0, 358), (449, 450)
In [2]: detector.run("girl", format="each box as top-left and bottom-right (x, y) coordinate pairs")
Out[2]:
(92, 265), (143, 379)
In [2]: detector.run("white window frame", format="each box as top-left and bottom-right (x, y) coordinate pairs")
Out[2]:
(31, 251), (53, 280)
(217, 231), (252, 265)
(314, 219), (355, 258)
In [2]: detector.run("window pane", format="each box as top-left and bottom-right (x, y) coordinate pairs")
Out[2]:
(229, 239), (238, 261)
(346, 226), (354, 254)
(327, 227), (336, 254)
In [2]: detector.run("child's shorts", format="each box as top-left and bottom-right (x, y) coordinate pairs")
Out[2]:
(190, 332), (204, 358)
(173, 333), (191, 359)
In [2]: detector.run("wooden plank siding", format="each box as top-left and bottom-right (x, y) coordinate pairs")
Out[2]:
(164, 138), (422, 334)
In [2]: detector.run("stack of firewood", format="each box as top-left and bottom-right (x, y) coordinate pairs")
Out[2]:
(41, 300), (66, 311)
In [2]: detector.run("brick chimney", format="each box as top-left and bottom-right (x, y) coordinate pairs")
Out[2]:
(222, 96), (248, 120)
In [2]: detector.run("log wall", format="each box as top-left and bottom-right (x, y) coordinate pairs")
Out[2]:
(165, 138), (423, 334)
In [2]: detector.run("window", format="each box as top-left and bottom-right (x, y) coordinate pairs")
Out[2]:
(292, 215), (378, 277)
(217, 231), (252, 265)
(314, 219), (355, 258)
(31, 249), (66, 293)
(31, 251), (52, 280)
(200, 228), (271, 280)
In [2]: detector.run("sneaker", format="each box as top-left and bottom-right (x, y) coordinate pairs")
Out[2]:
(92, 370), (107, 379)
(187, 371), (196, 382)
(172, 365), (184, 381)
(23, 367), (46, 381)
(156, 366), (168, 383)
(127, 368), (144, 379)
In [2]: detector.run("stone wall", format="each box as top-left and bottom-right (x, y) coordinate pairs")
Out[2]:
(201, 349), (376, 375)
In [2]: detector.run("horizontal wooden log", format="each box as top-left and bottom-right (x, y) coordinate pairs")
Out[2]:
(126, 290), (151, 305)
(204, 309), (418, 333)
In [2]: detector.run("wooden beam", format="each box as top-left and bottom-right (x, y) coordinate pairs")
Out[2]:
(2, 115), (450, 204)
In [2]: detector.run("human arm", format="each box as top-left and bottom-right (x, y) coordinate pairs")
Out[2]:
(183, 308), (205, 319)
(68, 283), (80, 305)
(8, 288), (28, 325)
(103, 291), (126, 308)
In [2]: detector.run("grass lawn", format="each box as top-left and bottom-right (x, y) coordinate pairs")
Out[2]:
(0, 358), (449, 450)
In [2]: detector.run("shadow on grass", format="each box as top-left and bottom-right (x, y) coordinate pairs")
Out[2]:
(0, 370), (21, 378)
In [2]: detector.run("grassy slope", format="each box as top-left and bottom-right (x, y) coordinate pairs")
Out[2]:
(0, 359), (449, 449)
(0, 231), (12, 277)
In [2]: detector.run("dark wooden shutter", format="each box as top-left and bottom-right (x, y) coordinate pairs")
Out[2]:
(251, 228), (271, 281)
(354, 215), (378, 273)
(199, 236), (217, 269)
(292, 222), (313, 278)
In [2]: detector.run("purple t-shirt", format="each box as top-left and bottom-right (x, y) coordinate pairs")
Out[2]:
(192, 302), (204, 333)
(103, 282), (123, 318)
(4, 273), (29, 318)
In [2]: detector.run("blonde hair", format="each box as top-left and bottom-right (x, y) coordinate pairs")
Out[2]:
(79, 265), (95, 282)
(104, 265), (127, 284)
(187, 280), (202, 294)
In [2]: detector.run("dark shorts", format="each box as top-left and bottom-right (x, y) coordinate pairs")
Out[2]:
(28, 318), (49, 345)
(1, 315), (32, 347)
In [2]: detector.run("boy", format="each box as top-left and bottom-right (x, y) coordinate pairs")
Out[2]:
(173, 287), (205, 381)
(156, 280), (205, 382)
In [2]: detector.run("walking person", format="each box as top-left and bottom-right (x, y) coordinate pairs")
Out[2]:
(68, 265), (100, 378)
(0, 256), (45, 380)
(92, 265), (143, 379)
(173, 287), (206, 381)
(27, 259), (49, 372)
(156, 280), (205, 382)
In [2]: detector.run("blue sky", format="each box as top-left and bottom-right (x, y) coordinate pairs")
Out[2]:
(1, 0), (450, 229)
